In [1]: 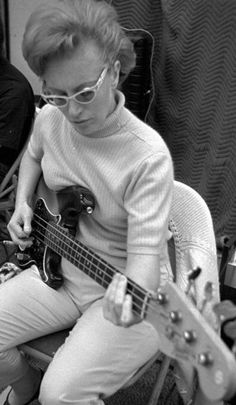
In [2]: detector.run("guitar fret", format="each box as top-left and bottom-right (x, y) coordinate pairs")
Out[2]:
(127, 282), (148, 318)
(78, 253), (91, 277)
(96, 267), (105, 285)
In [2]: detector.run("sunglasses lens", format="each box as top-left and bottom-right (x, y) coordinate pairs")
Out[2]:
(75, 90), (96, 103)
(42, 95), (66, 107)
(51, 97), (67, 107)
(42, 84), (98, 107)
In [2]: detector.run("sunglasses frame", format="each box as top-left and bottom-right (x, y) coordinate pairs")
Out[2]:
(41, 67), (108, 107)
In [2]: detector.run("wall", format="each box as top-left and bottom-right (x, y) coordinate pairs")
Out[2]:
(8, 0), (52, 95)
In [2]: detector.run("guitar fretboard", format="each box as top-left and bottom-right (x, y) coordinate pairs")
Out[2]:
(32, 206), (150, 318)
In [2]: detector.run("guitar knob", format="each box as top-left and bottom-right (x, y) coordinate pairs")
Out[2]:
(183, 330), (196, 343)
(157, 292), (168, 305)
(198, 352), (213, 366)
(169, 310), (182, 323)
(86, 206), (93, 214)
(80, 192), (95, 214)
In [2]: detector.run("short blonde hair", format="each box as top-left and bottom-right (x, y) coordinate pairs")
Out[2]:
(22, 0), (136, 79)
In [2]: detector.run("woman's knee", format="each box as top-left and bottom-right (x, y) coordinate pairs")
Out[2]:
(39, 371), (96, 405)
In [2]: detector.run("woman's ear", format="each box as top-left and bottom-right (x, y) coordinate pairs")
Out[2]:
(111, 60), (121, 89)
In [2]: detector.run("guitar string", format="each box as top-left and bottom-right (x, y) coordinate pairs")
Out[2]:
(31, 214), (168, 315)
(32, 214), (202, 345)
(32, 211), (145, 295)
(33, 217), (227, 388)
(32, 219), (224, 374)
(33, 228), (149, 317)
(33, 224), (151, 319)
(32, 213), (156, 316)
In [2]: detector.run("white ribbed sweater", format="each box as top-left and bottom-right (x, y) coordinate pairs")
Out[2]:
(29, 91), (173, 273)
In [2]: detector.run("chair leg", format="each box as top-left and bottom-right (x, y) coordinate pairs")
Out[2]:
(148, 356), (172, 405)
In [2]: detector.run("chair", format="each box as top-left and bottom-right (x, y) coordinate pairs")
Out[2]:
(18, 180), (219, 404)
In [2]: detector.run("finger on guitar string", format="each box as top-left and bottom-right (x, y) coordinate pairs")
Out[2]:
(120, 294), (138, 327)
(103, 273), (127, 325)
(103, 273), (142, 327)
(7, 208), (34, 248)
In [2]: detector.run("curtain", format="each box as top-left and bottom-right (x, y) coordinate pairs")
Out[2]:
(111, 0), (236, 240)
(0, 0), (9, 58)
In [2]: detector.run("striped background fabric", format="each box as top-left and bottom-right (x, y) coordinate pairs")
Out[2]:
(110, 0), (236, 240)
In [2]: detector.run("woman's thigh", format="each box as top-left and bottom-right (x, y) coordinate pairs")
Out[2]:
(0, 266), (80, 350)
(40, 298), (159, 404)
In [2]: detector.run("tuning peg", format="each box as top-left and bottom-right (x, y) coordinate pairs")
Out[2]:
(156, 291), (168, 305)
(183, 330), (196, 343)
(169, 310), (182, 323)
(187, 267), (202, 281)
(185, 267), (202, 305)
(198, 352), (213, 366)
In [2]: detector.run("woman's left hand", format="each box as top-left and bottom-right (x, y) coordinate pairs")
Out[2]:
(103, 273), (141, 327)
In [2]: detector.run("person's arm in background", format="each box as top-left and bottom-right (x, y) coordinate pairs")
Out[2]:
(0, 62), (35, 181)
(0, 73), (34, 149)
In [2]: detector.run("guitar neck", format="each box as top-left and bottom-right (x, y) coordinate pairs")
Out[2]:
(30, 193), (236, 403)
(32, 212), (150, 318)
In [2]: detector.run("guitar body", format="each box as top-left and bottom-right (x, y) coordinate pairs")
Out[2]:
(17, 178), (95, 289)
(17, 178), (236, 402)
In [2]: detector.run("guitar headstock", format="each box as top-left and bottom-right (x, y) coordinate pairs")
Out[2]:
(146, 281), (236, 401)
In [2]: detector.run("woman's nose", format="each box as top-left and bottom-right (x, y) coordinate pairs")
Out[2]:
(67, 98), (83, 117)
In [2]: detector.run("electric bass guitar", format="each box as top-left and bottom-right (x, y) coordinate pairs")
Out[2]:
(17, 178), (236, 402)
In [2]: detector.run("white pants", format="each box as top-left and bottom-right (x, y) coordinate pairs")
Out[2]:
(0, 266), (162, 404)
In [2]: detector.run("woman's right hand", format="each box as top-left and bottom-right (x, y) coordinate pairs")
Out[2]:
(7, 202), (34, 249)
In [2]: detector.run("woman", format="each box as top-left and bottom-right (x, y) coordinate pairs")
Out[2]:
(0, 1), (173, 404)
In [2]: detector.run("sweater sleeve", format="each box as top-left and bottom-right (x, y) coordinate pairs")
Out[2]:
(124, 150), (173, 255)
(28, 104), (57, 161)
(27, 106), (49, 162)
